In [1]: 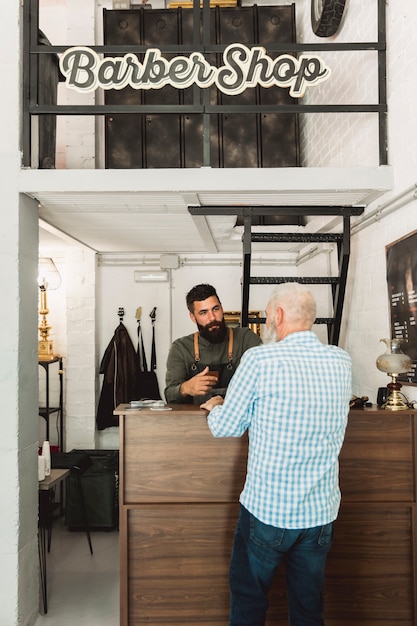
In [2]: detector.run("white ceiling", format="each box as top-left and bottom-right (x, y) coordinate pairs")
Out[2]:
(20, 166), (394, 256)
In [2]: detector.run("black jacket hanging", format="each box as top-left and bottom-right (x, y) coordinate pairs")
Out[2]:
(96, 321), (138, 430)
(134, 308), (161, 401)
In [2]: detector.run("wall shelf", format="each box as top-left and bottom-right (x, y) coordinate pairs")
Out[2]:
(38, 357), (64, 452)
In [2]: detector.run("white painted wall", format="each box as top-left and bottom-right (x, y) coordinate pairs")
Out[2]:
(0, 0), (40, 623)
(2, 0), (417, 624)
(341, 0), (417, 403)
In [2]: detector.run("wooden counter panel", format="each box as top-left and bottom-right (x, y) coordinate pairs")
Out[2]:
(119, 406), (417, 625)
(339, 412), (414, 501)
(127, 503), (236, 625)
(123, 413), (248, 504)
(127, 503), (288, 626)
(344, 411), (413, 442)
(326, 616), (415, 626)
(325, 505), (413, 622)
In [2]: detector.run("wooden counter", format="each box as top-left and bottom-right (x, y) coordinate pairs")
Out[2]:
(116, 404), (417, 626)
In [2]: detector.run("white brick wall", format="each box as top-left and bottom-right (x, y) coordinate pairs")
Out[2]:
(341, 0), (417, 402)
(300, 0), (380, 166)
(41, 0), (97, 170)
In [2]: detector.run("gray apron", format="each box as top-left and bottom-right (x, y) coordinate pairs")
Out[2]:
(188, 328), (236, 404)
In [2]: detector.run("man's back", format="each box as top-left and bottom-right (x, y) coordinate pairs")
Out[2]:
(208, 330), (352, 528)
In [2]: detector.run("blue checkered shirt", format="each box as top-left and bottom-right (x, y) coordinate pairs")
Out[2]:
(207, 331), (352, 529)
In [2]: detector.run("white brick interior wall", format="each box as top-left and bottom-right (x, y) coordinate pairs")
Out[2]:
(41, 0), (97, 169)
(300, 0), (380, 167)
(65, 248), (98, 451)
(339, 0), (417, 402)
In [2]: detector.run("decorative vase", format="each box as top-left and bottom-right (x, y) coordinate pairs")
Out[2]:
(376, 339), (412, 410)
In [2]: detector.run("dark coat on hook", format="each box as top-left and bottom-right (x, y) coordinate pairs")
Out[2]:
(96, 322), (138, 430)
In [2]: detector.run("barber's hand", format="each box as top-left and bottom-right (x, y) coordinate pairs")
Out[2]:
(180, 366), (219, 398)
(200, 395), (224, 411)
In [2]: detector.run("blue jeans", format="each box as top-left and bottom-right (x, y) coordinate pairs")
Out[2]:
(229, 505), (333, 626)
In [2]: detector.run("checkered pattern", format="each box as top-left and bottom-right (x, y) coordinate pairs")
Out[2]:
(207, 331), (352, 529)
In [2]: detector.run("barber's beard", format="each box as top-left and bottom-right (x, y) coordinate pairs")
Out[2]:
(198, 318), (228, 344)
(263, 317), (279, 344)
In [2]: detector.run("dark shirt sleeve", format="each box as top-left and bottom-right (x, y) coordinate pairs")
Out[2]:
(164, 338), (192, 404)
(236, 328), (262, 365)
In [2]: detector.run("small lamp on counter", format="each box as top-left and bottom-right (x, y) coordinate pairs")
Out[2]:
(376, 338), (413, 410)
(38, 257), (61, 361)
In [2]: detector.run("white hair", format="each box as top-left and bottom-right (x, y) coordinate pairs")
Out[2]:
(268, 282), (317, 326)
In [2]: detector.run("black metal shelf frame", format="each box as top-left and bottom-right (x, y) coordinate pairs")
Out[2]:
(39, 357), (64, 452)
(22, 0), (387, 168)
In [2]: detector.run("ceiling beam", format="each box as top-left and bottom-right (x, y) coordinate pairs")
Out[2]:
(188, 205), (365, 217)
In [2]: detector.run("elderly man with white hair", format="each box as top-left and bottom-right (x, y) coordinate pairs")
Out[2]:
(202, 282), (352, 626)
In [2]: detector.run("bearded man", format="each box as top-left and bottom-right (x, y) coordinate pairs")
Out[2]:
(164, 283), (262, 404)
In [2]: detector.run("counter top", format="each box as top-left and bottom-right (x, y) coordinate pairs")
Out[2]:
(114, 403), (207, 416)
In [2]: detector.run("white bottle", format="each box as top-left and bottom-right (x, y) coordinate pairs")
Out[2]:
(38, 455), (46, 481)
(41, 441), (51, 476)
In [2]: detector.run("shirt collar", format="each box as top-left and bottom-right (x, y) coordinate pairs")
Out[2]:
(279, 330), (318, 344)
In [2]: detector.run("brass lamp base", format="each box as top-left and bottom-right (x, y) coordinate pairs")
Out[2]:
(382, 377), (409, 411)
(38, 340), (55, 361)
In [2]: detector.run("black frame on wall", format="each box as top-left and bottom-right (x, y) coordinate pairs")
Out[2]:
(386, 230), (417, 385)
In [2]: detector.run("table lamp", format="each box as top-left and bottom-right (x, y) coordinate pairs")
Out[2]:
(376, 338), (412, 410)
(38, 257), (61, 361)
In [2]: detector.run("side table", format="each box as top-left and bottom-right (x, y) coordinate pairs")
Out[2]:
(38, 469), (70, 614)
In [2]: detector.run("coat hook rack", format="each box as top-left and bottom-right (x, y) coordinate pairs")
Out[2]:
(135, 306), (142, 321)
(118, 307), (125, 322)
(150, 307), (157, 321)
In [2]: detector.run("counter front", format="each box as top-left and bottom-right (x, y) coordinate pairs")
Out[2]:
(116, 404), (417, 626)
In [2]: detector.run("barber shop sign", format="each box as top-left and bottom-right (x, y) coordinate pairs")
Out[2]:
(59, 44), (331, 98)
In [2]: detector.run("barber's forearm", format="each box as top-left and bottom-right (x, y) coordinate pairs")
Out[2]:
(179, 380), (191, 398)
(164, 383), (186, 404)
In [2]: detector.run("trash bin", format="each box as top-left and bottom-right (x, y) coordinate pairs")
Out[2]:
(65, 449), (119, 531)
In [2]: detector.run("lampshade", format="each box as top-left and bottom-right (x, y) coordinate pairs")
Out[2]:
(38, 257), (61, 291)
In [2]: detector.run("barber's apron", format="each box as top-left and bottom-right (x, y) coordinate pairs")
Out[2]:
(189, 327), (236, 404)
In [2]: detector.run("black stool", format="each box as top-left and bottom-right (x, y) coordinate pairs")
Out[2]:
(51, 451), (94, 554)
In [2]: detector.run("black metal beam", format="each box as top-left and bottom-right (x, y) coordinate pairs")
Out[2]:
(29, 42), (385, 55)
(378, 0), (388, 166)
(29, 104), (386, 115)
(249, 316), (334, 326)
(241, 216), (252, 328)
(189, 205), (365, 217)
(329, 216), (351, 345)
(250, 277), (339, 285)
(251, 233), (343, 243)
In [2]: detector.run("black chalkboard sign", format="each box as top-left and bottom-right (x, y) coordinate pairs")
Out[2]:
(386, 229), (417, 384)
